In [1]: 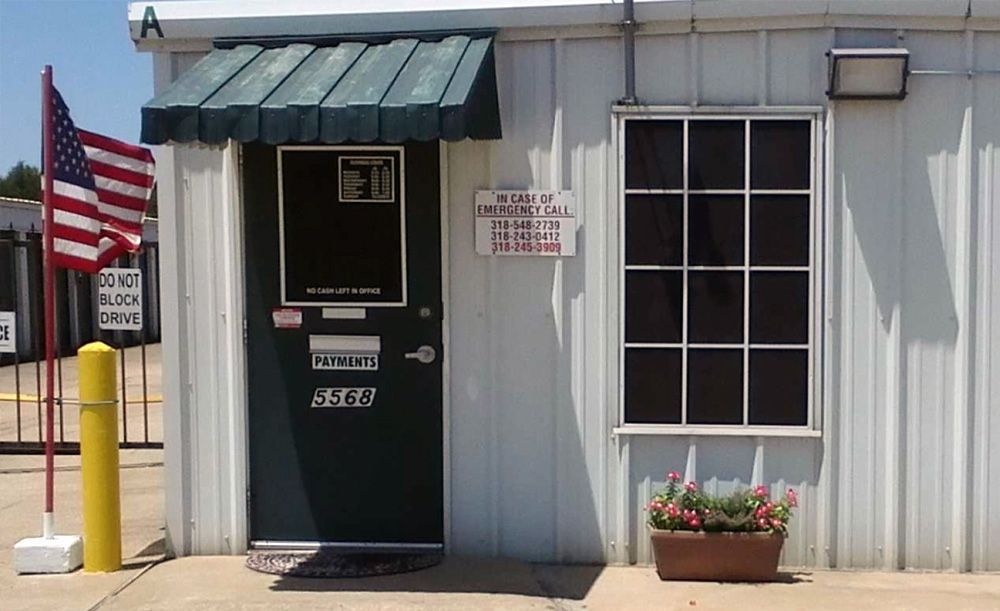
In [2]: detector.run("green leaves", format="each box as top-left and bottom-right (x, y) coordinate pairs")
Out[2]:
(646, 474), (796, 534)
(0, 162), (41, 201)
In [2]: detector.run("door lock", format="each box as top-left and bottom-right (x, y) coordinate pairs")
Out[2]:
(404, 345), (437, 364)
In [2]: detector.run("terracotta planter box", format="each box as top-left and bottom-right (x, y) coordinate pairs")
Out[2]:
(650, 530), (784, 582)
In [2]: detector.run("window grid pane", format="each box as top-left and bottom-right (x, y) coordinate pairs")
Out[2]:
(742, 118), (751, 426)
(681, 120), (689, 423)
(623, 117), (813, 428)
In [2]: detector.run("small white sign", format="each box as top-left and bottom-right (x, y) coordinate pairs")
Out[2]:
(311, 387), (377, 408)
(0, 311), (15, 354)
(475, 190), (576, 257)
(97, 269), (143, 331)
(308, 334), (380, 371)
(312, 353), (379, 371)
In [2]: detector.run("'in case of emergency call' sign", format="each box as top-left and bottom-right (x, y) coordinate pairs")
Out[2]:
(98, 268), (143, 331)
(475, 190), (576, 257)
(0, 311), (15, 354)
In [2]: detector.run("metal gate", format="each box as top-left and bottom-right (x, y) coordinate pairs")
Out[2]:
(0, 229), (162, 453)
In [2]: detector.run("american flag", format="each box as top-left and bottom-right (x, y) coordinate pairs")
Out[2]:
(45, 86), (154, 273)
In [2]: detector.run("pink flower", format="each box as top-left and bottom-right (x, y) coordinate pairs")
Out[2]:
(755, 506), (767, 518)
(758, 518), (769, 529)
(770, 518), (783, 528)
(688, 517), (702, 528)
(754, 485), (769, 498)
(667, 471), (682, 482)
(786, 489), (798, 508)
(684, 481), (698, 492)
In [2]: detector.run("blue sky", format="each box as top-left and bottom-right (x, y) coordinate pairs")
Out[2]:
(0, 0), (152, 173)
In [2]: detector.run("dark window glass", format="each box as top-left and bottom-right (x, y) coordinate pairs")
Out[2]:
(626, 196), (683, 265)
(687, 349), (743, 424)
(749, 349), (808, 425)
(750, 195), (809, 266)
(750, 272), (809, 344)
(689, 121), (745, 189)
(626, 271), (682, 343)
(689, 195), (744, 265)
(626, 121), (683, 189)
(688, 271), (743, 343)
(625, 349), (682, 423)
(751, 121), (811, 189)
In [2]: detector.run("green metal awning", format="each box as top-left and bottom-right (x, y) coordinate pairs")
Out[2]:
(141, 34), (501, 145)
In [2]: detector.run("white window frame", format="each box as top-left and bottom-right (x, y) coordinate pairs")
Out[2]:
(612, 107), (824, 438)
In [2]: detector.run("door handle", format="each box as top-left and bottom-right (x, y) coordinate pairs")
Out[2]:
(404, 345), (436, 364)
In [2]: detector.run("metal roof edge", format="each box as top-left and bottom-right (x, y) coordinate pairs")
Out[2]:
(129, 0), (1000, 53)
(0, 196), (42, 208)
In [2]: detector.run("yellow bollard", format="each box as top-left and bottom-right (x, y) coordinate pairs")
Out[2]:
(79, 341), (121, 572)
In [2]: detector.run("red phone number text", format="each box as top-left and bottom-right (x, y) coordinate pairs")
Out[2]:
(490, 241), (563, 254)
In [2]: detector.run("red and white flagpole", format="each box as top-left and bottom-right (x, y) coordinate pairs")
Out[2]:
(41, 64), (56, 539)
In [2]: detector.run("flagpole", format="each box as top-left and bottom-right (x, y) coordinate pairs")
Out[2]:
(41, 64), (56, 539)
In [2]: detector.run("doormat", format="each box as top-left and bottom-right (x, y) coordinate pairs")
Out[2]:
(245, 550), (442, 578)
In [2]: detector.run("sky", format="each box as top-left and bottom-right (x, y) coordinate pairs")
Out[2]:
(0, 0), (152, 173)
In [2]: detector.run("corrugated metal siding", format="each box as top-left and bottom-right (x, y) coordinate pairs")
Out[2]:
(448, 36), (619, 563)
(159, 23), (1000, 571)
(445, 28), (1000, 570)
(156, 50), (249, 557)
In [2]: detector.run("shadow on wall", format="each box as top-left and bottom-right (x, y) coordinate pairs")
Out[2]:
(839, 104), (958, 345)
(444, 37), (608, 569)
(830, 93), (963, 569)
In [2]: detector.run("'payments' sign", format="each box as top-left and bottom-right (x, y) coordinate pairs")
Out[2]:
(0, 311), (15, 354)
(98, 269), (143, 331)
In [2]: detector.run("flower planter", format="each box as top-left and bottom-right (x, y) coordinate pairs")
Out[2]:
(650, 530), (784, 582)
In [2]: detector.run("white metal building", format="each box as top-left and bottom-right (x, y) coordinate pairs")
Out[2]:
(130, 0), (1000, 571)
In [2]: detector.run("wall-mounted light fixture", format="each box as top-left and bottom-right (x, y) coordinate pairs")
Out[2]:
(827, 48), (910, 100)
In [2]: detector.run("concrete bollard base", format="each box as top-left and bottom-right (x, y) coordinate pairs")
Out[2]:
(13, 535), (83, 574)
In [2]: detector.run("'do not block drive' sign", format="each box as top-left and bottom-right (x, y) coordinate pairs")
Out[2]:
(0, 311), (15, 354)
(98, 268), (143, 331)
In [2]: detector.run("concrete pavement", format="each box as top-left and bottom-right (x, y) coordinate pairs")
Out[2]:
(95, 556), (1000, 610)
(0, 450), (164, 611)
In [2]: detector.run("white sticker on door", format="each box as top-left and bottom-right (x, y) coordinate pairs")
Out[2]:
(311, 353), (379, 371)
(309, 334), (380, 371)
(311, 387), (376, 408)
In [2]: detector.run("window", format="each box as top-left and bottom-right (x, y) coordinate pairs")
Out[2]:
(620, 116), (816, 429)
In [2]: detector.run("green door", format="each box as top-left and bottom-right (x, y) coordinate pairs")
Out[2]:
(243, 142), (443, 546)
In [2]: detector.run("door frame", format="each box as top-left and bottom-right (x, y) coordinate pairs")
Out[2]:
(235, 140), (453, 552)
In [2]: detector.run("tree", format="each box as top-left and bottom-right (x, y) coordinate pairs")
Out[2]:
(0, 162), (42, 201)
